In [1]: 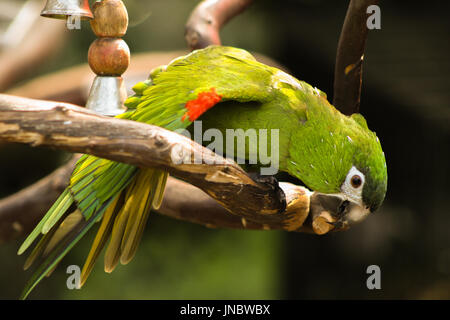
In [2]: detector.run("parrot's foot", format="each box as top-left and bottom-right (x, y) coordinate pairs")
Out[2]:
(326, 200), (350, 229)
(328, 220), (346, 229)
(248, 173), (286, 213)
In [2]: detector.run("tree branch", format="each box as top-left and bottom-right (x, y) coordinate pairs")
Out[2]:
(333, 0), (379, 115)
(185, 0), (253, 50)
(0, 93), (322, 242)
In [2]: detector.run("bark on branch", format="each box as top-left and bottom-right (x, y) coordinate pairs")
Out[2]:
(333, 0), (379, 115)
(185, 0), (253, 50)
(0, 94), (318, 242)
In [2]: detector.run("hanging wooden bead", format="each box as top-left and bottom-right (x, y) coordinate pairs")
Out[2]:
(88, 38), (130, 76)
(90, 0), (128, 37)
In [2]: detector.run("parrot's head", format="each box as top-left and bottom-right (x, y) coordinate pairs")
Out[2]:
(336, 160), (387, 225)
(288, 110), (388, 229)
(323, 114), (388, 227)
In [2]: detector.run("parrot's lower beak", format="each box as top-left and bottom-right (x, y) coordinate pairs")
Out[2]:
(343, 201), (370, 224)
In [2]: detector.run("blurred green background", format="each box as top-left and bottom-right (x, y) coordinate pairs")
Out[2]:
(0, 0), (449, 299)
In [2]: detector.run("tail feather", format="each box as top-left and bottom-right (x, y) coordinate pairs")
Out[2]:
(19, 155), (137, 297)
(44, 210), (84, 278)
(103, 169), (168, 272)
(18, 189), (72, 255)
(41, 191), (74, 234)
(151, 171), (169, 210)
(80, 194), (123, 286)
(19, 199), (114, 300)
(23, 221), (59, 271)
(23, 210), (81, 272)
(19, 144), (168, 297)
(70, 157), (137, 220)
(120, 170), (159, 265)
(103, 188), (132, 273)
(43, 210), (84, 256)
(95, 163), (136, 200)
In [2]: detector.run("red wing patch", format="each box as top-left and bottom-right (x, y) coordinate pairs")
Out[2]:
(182, 88), (222, 122)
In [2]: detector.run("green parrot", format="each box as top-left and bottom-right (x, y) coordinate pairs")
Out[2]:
(17, 45), (387, 298)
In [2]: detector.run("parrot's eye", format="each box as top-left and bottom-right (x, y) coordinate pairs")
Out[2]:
(351, 175), (362, 188)
(341, 166), (366, 206)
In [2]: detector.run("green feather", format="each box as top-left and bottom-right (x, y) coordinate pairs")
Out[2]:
(41, 191), (74, 234)
(18, 189), (71, 255)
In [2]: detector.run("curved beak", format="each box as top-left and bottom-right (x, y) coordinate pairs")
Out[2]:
(313, 193), (370, 229)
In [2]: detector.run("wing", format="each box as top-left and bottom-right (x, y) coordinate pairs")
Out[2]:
(124, 46), (278, 130)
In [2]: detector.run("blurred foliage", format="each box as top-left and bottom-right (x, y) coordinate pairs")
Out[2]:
(0, 0), (449, 299)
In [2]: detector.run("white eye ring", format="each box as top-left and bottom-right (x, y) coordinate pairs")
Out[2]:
(345, 166), (365, 189)
(341, 166), (365, 206)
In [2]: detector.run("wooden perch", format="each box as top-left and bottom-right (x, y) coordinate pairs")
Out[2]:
(185, 0), (253, 50)
(333, 0), (379, 115)
(0, 93), (319, 242)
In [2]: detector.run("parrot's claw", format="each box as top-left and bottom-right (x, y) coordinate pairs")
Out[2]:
(325, 200), (350, 230)
(327, 220), (346, 229)
(249, 173), (278, 187)
(249, 173), (286, 213)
